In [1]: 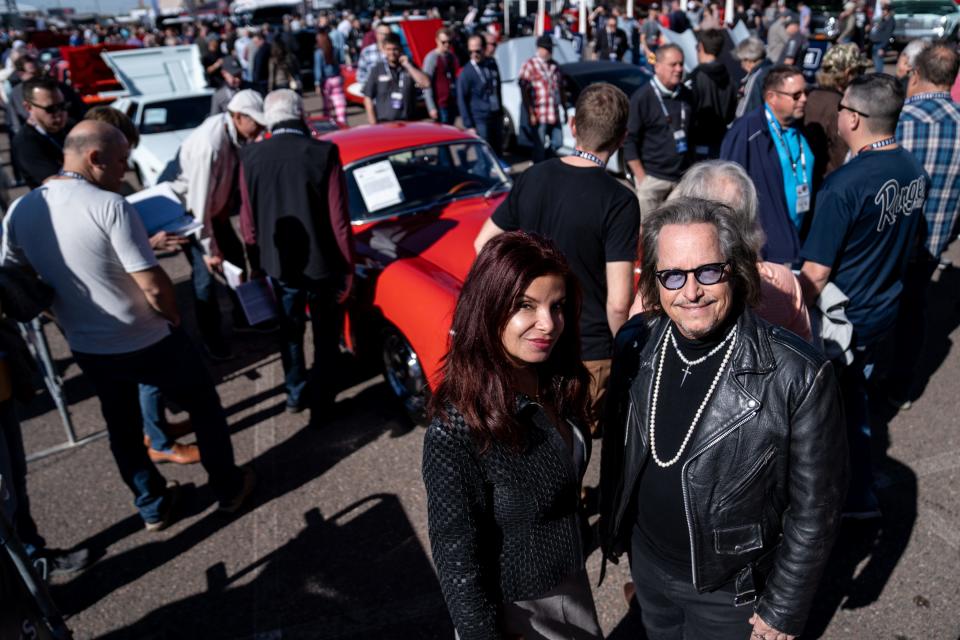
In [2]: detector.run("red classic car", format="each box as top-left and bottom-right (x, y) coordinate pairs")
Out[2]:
(321, 122), (510, 421)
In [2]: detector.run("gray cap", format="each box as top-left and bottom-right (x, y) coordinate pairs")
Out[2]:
(227, 89), (267, 125)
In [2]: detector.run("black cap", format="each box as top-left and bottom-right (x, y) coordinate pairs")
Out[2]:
(222, 56), (242, 76)
(536, 34), (553, 51)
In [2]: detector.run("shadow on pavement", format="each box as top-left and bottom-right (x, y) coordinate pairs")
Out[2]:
(94, 497), (450, 639)
(50, 382), (409, 620)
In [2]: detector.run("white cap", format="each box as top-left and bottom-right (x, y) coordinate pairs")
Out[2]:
(263, 89), (304, 127)
(227, 89), (268, 125)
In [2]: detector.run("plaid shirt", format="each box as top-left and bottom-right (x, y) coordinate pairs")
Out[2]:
(896, 92), (960, 260)
(518, 56), (562, 124)
(356, 43), (385, 85)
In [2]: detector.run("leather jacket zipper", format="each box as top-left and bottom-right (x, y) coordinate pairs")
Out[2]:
(680, 408), (758, 589)
(613, 400), (640, 537)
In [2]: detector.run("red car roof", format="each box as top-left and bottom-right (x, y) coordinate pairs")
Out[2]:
(322, 122), (479, 167)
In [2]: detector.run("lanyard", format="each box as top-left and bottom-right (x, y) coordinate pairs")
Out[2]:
(471, 60), (491, 87)
(858, 137), (897, 154)
(764, 108), (807, 184)
(573, 149), (606, 167)
(652, 83), (685, 130)
(383, 60), (405, 91)
(271, 128), (306, 136)
(57, 170), (86, 182)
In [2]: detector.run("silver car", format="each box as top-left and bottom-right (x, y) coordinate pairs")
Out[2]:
(892, 0), (960, 46)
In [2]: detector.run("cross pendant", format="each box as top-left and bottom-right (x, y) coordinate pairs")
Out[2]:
(680, 365), (692, 387)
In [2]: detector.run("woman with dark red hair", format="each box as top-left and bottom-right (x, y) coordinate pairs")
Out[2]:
(422, 231), (602, 640)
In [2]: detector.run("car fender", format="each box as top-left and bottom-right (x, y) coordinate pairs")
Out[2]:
(374, 255), (461, 389)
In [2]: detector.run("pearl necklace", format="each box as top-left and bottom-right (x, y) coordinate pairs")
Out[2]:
(649, 325), (738, 468)
(670, 326), (737, 387)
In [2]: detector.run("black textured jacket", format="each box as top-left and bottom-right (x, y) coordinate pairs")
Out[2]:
(599, 309), (848, 637)
(423, 398), (590, 640)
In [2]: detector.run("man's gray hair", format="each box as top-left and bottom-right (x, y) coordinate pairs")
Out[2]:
(670, 160), (765, 254)
(734, 37), (766, 63)
(263, 89), (304, 128)
(638, 197), (762, 314)
(901, 38), (931, 69)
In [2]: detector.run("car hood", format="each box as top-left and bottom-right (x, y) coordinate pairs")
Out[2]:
(137, 129), (193, 165)
(357, 193), (507, 283)
(101, 45), (208, 96)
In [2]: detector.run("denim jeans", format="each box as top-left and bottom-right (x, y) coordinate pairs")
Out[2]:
(887, 257), (938, 398)
(0, 400), (45, 557)
(474, 114), (503, 157)
(185, 216), (247, 349)
(139, 383), (174, 452)
(274, 278), (342, 416)
(837, 336), (890, 511)
(72, 328), (242, 523)
(531, 121), (562, 163)
(437, 106), (457, 125)
(873, 46), (886, 74)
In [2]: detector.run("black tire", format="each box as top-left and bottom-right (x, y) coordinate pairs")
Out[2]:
(381, 325), (430, 426)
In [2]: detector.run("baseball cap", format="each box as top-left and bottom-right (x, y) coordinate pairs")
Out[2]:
(222, 56), (242, 76)
(227, 89), (268, 125)
(536, 35), (553, 52)
(820, 42), (870, 74)
(783, 15), (799, 26)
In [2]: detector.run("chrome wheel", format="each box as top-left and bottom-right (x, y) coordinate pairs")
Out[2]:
(382, 327), (429, 425)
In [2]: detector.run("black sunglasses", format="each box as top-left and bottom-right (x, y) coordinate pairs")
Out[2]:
(773, 89), (805, 101)
(29, 101), (67, 115)
(837, 102), (871, 117)
(655, 262), (729, 290)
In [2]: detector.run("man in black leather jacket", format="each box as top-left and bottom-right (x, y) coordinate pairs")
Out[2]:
(598, 197), (847, 640)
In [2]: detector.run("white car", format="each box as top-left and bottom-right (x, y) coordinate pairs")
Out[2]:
(495, 36), (650, 175)
(101, 45), (214, 187)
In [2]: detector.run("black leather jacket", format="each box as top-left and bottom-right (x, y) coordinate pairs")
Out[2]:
(423, 398), (590, 640)
(599, 309), (848, 637)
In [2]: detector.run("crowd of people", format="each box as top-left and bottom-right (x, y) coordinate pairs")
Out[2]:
(0, 1), (959, 639)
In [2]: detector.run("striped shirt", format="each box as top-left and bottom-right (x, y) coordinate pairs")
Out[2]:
(896, 92), (960, 260)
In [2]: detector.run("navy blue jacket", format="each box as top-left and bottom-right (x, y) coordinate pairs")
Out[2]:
(456, 59), (502, 130)
(720, 105), (803, 265)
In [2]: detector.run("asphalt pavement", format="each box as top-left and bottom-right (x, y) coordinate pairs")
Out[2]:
(4, 94), (960, 640)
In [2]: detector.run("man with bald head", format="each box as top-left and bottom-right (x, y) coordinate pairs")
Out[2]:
(2, 121), (255, 531)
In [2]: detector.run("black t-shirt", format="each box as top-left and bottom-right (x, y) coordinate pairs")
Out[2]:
(363, 60), (418, 122)
(623, 82), (695, 181)
(801, 147), (928, 345)
(491, 159), (641, 361)
(634, 320), (735, 579)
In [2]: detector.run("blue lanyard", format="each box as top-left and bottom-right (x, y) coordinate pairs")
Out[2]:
(573, 149), (606, 168)
(764, 108), (807, 184)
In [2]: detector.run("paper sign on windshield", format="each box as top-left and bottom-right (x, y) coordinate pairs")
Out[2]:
(143, 108), (167, 126)
(354, 160), (404, 212)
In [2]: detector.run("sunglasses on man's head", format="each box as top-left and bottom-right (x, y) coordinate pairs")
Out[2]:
(29, 101), (67, 115)
(655, 262), (729, 290)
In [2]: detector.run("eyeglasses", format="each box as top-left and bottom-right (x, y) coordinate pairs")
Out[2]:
(655, 262), (729, 290)
(28, 101), (67, 115)
(438, 39), (451, 44)
(837, 102), (871, 117)
(469, 49), (483, 55)
(772, 89), (805, 101)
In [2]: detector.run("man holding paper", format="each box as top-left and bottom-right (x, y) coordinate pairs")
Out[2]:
(239, 90), (355, 425)
(168, 89), (268, 360)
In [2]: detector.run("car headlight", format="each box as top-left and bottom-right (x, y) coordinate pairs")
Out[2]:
(934, 25), (945, 36)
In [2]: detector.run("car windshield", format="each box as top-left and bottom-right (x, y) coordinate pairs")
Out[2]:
(345, 141), (509, 223)
(892, 0), (956, 14)
(566, 67), (651, 102)
(139, 96), (211, 135)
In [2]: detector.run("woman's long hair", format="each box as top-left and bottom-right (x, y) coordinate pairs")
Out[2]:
(316, 31), (334, 66)
(429, 231), (590, 453)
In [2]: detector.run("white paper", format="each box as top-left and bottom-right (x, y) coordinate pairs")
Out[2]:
(236, 279), (277, 326)
(353, 159), (404, 213)
(143, 108), (167, 125)
(222, 260), (244, 289)
(658, 27), (699, 73)
(127, 183), (202, 238)
(730, 21), (751, 46)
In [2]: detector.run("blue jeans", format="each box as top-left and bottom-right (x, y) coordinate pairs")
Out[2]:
(873, 46), (886, 74)
(274, 278), (343, 416)
(139, 384), (174, 452)
(437, 106), (457, 125)
(887, 257), (939, 397)
(837, 336), (890, 511)
(185, 217), (247, 349)
(0, 400), (45, 557)
(474, 114), (504, 157)
(72, 328), (242, 523)
(531, 121), (562, 163)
